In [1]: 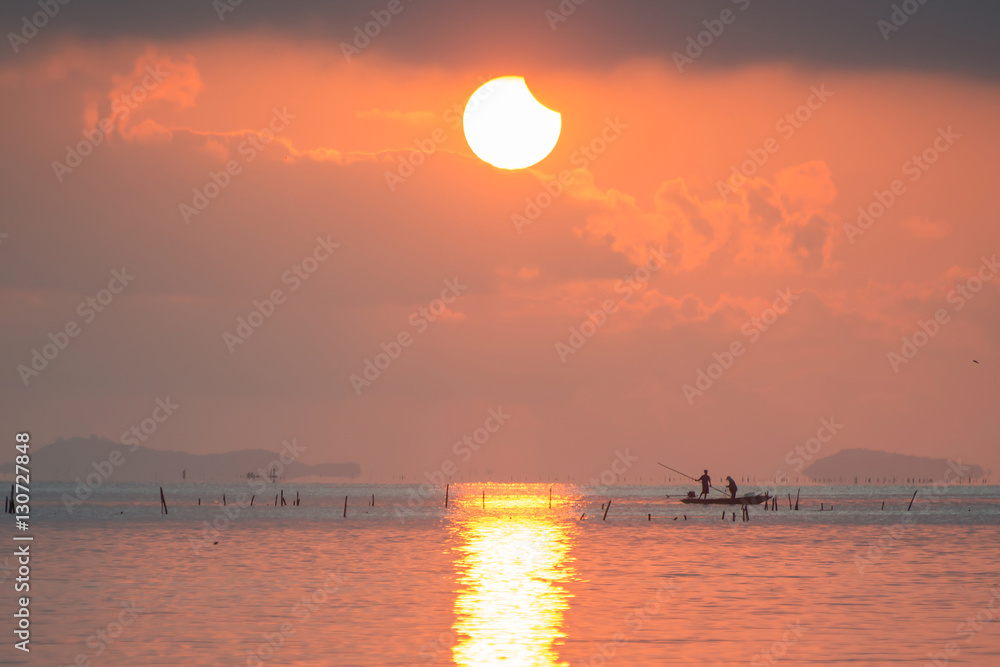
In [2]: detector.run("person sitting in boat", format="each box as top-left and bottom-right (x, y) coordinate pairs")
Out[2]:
(697, 470), (711, 499)
(725, 476), (738, 498)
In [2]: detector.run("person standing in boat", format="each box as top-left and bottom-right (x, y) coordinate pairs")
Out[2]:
(725, 476), (738, 498)
(697, 470), (711, 499)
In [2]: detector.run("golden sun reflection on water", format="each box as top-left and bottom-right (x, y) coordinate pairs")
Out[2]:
(447, 485), (578, 667)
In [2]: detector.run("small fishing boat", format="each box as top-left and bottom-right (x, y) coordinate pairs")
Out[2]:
(679, 493), (768, 505)
(655, 464), (769, 506)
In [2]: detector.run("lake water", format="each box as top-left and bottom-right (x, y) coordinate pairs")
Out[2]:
(6, 482), (1000, 665)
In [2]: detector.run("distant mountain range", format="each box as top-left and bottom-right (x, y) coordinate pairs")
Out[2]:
(0, 436), (360, 483)
(803, 448), (986, 482)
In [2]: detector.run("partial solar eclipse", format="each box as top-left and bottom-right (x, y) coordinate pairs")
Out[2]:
(463, 76), (561, 170)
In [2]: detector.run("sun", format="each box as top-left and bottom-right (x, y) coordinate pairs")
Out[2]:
(463, 76), (561, 170)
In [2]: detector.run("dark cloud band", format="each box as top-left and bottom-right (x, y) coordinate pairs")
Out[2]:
(2, 0), (998, 79)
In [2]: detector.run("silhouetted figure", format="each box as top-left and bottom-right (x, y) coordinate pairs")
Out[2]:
(697, 470), (711, 499)
(725, 476), (738, 498)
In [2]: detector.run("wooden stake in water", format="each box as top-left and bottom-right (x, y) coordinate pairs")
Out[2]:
(794, 488), (800, 511)
(223, 493), (226, 506)
(788, 493), (792, 510)
(372, 493), (375, 507)
(445, 484), (449, 508)
(907, 489), (918, 511)
(159, 486), (168, 515)
(250, 495), (254, 506)
(881, 501), (884, 511)
(296, 491), (300, 507)
(343, 495), (348, 518)
(603, 499), (612, 521)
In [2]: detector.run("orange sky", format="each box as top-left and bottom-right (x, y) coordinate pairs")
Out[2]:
(2, 16), (999, 480)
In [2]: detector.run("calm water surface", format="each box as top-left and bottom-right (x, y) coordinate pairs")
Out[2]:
(6, 483), (1000, 665)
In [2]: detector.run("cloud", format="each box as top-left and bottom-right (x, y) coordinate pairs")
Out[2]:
(573, 160), (840, 275)
(2, 1), (999, 79)
(900, 216), (950, 240)
(36, 47), (206, 144)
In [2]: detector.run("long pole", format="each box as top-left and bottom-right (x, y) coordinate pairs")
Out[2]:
(656, 462), (727, 495)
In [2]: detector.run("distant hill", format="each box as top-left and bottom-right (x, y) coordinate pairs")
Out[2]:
(0, 436), (360, 483)
(803, 448), (986, 482)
